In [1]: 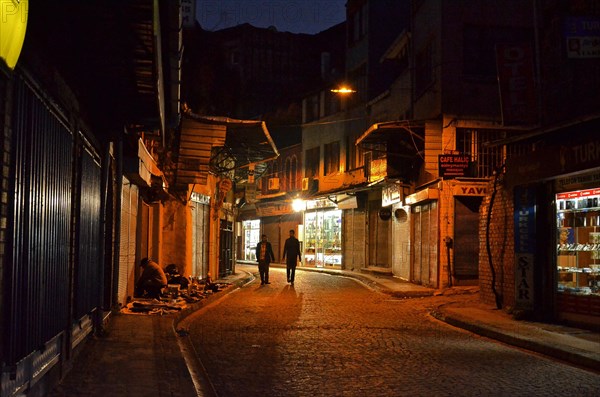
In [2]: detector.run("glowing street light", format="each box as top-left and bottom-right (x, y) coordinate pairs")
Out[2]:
(330, 86), (356, 94)
(292, 198), (306, 212)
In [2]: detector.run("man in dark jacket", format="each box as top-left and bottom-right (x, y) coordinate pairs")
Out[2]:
(255, 234), (275, 285)
(282, 229), (301, 284)
(135, 258), (168, 298)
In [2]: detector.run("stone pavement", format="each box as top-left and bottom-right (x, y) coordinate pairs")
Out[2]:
(48, 263), (600, 397)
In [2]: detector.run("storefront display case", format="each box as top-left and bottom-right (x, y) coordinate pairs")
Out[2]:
(304, 209), (342, 267)
(243, 220), (261, 261)
(556, 188), (600, 297)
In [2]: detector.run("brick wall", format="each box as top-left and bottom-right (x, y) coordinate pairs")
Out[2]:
(479, 176), (516, 309)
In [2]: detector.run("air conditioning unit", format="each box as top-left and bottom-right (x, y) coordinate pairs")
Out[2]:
(301, 177), (309, 191)
(268, 178), (280, 190)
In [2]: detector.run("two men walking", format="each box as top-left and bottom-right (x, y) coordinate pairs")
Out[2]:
(256, 229), (302, 285)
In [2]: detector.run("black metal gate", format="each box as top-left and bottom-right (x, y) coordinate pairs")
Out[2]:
(219, 220), (233, 277)
(453, 196), (482, 280)
(3, 74), (103, 368)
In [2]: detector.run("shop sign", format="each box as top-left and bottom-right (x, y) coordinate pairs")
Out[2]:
(438, 154), (472, 178)
(565, 17), (600, 59)
(506, 135), (600, 187)
(496, 43), (537, 125)
(555, 170), (600, 191)
(369, 158), (387, 182)
(0, 0), (28, 70)
(245, 183), (257, 204)
(256, 202), (292, 217)
(181, 0), (196, 28)
(382, 183), (401, 206)
(306, 198), (336, 210)
(190, 192), (210, 204)
(514, 186), (536, 310)
(453, 184), (488, 196)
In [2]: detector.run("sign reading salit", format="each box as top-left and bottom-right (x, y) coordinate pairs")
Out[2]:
(438, 154), (472, 178)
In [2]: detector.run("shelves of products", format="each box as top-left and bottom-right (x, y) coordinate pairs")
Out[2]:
(304, 209), (342, 267)
(556, 188), (600, 297)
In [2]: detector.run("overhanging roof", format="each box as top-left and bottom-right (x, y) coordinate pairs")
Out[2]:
(172, 113), (279, 186)
(356, 120), (425, 156)
(26, 0), (182, 141)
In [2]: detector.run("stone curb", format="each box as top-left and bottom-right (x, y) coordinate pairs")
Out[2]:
(429, 307), (600, 373)
(171, 271), (255, 397)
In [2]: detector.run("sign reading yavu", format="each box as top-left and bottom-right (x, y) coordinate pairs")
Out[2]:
(459, 186), (487, 195)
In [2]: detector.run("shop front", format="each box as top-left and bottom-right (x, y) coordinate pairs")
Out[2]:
(242, 219), (261, 261)
(554, 181), (600, 323)
(303, 199), (342, 267)
(506, 129), (600, 328)
(405, 179), (487, 289)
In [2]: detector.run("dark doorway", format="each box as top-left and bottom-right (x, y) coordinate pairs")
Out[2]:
(219, 220), (234, 277)
(453, 196), (483, 284)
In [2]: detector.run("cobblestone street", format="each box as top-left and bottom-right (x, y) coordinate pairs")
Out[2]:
(183, 266), (600, 397)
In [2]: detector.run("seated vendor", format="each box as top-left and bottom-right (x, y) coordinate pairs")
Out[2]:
(135, 258), (168, 299)
(165, 264), (189, 290)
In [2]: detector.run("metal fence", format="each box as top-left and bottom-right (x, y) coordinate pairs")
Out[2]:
(4, 74), (103, 368)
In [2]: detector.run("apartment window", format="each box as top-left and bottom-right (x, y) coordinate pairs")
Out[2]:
(304, 94), (320, 123)
(285, 156), (298, 191)
(348, 64), (368, 103)
(456, 129), (530, 177)
(415, 41), (434, 96)
(348, 2), (368, 45)
(305, 147), (320, 178)
(463, 25), (531, 78)
(324, 141), (340, 176)
(272, 160), (279, 179)
(231, 50), (240, 65)
(347, 133), (369, 171)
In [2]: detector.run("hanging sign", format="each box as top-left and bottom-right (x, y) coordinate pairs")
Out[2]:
(382, 183), (401, 206)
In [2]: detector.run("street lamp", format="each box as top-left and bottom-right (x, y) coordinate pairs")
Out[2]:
(330, 85), (356, 95)
(292, 198), (306, 212)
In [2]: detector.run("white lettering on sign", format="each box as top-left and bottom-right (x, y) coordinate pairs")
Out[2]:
(518, 208), (531, 252)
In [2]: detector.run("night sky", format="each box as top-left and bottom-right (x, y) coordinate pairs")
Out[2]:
(196, 0), (347, 34)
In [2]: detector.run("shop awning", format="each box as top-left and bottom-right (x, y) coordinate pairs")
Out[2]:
(172, 113), (279, 186)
